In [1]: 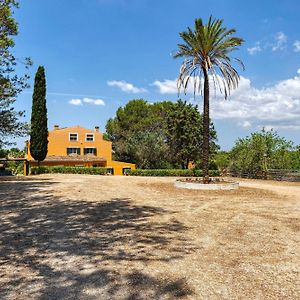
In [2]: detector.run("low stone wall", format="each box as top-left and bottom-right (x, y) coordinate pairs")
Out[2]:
(174, 179), (239, 190)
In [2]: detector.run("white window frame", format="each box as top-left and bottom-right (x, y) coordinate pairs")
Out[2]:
(67, 147), (80, 155)
(85, 133), (94, 142)
(69, 132), (78, 141)
(84, 147), (97, 155)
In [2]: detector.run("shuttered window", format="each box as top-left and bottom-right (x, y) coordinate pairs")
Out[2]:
(67, 148), (80, 155)
(84, 148), (97, 155)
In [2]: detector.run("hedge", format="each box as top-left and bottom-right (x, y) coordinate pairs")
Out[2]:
(30, 166), (220, 177)
(124, 169), (220, 177)
(30, 166), (110, 175)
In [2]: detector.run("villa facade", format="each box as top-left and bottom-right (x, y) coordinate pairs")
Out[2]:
(27, 125), (135, 175)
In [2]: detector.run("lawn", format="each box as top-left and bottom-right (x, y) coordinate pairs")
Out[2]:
(0, 175), (299, 299)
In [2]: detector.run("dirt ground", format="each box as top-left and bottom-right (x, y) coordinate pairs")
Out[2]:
(0, 175), (299, 300)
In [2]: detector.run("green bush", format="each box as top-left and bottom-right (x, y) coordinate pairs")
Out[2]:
(6, 161), (25, 175)
(124, 169), (220, 177)
(30, 166), (109, 175)
(30, 166), (50, 175)
(16, 163), (25, 175)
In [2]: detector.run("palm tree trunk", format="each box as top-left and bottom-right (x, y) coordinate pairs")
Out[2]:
(202, 67), (210, 183)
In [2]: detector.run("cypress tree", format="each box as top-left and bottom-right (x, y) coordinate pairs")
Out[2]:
(30, 66), (48, 164)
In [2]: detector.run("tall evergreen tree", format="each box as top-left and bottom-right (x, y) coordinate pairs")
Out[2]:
(30, 66), (48, 164)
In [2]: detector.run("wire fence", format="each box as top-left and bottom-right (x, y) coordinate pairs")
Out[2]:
(266, 169), (300, 182)
(227, 169), (300, 182)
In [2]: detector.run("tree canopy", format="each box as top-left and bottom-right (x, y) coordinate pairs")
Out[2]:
(229, 129), (299, 176)
(0, 0), (31, 147)
(166, 99), (218, 169)
(105, 99), (218, 169)
(106, 99), (173, 168)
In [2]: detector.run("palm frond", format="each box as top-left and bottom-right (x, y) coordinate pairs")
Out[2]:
(174, 16), (244, 99)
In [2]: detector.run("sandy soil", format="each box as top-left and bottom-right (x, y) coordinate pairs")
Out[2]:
(0, 175), (299, 299)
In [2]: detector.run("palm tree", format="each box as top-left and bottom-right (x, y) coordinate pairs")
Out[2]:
(174, 16), (244, 183)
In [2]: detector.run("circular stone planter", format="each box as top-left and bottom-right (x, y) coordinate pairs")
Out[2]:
(174, 178), (239, 190)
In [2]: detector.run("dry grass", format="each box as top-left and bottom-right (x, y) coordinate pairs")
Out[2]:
(0, 174), (299, 299)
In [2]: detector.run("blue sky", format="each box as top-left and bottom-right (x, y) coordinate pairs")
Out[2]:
(12, 0), (300, 150)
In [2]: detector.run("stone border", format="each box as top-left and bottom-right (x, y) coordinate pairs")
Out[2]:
(174, 179), (239, 190)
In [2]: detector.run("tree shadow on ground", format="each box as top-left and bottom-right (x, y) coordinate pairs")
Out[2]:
(0, 178), (196, 299)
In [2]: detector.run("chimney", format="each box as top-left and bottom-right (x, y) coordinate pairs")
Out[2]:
(54, 125), (60, 130)
(95, 126), (99, 132)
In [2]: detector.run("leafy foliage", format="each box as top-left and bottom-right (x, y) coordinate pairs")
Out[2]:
(29, 66), (48, 163)
(229, 129), (299, 176)
(105, 99), (218, 169)
(124, 169), (220, 177)
(126, 131), (172, 169)
(287, 150), (300, 170)
(166, 99), (218, 168)
(0, 147), (25, 174)
(213, 151), (231, 170)
(30, 166), (110, 175)
(106, 99), (173, 168)
(0, 0), (32, 146)
(0, 147), (8, 158)
(174, 16), (244, 179)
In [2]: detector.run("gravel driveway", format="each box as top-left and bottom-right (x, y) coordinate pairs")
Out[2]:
(0, 175), (299, 299)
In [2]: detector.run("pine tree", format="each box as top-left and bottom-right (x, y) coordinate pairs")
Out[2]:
(30, 66), (48, 164)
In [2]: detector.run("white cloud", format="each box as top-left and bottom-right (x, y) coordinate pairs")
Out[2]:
(247, 43), (262, 55)
(69, 99), (82, 106)
(152, 79), (178, 94)
(69, 97), (105, 106)
(153, 69), (300, 130)
(211, 69), (300, 130)
(293, 40), (300, 52)
(153, 75), (243, 97)
(107, 80), (147, 93)
(238, 120), (252, 128)
(83, 97), (105, 106)
(245, 33), (296, 55)
(272, 32), (287, 51)
(153, 76), (209, 95)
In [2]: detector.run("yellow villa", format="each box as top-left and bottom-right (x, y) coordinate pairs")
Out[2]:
(27, 125), (135, 175)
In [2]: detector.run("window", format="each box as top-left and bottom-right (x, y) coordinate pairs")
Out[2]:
(67, 148), (80, 155)
(69, 133), (78, 141)
(86, 133), (94, 142)
(84, 147), (97, 155)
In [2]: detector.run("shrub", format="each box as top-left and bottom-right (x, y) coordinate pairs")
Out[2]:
(30, 166), (50, 175)
(6, 161), (25, 175)
(124, 169), (220, 177)
(30, 166), (109, 175)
